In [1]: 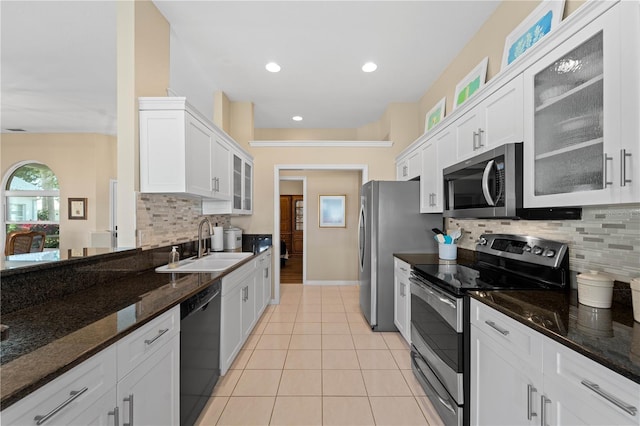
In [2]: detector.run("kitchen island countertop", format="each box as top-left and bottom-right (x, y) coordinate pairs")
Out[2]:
(0, 250), (263, 410)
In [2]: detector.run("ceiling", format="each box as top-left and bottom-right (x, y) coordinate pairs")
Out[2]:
(1, 1), (501, 134)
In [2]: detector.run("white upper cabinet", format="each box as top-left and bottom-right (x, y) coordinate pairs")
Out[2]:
(523, 2), (639, 207)
(204, 150), (253, 215)
(185, 112), (215, 197)
(420, 126), (456, 213)
(396, 148), (422, 181)
(455, 75), (524, 161)
(139, 97), (253, 211)
(211, 137), (232, 201)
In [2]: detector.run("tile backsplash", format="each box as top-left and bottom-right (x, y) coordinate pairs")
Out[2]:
(136, 193), (230, 250)
(446, 204), (640, 283)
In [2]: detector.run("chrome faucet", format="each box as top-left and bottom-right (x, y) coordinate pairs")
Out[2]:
(197, 217), (214, 258)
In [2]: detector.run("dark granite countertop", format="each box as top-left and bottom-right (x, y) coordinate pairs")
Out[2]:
(0, 252), (262, 410)
(469, 290), (640, 384)
(393, 248), (476, 267)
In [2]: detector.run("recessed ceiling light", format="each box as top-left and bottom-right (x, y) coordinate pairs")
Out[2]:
(265, 62), (281, 73)
(362, 62), (378, 73)
(292, 116), (303, 122)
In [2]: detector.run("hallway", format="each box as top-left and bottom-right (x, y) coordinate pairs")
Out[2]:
(280, 254), (303, 284)
(195, 284), (442, 425)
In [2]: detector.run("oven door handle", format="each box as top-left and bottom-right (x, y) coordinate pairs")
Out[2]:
(410, 276), (457, 308)
(482, 159), (496, 206)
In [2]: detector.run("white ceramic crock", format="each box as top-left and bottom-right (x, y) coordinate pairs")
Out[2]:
(577, 271), (614, 309)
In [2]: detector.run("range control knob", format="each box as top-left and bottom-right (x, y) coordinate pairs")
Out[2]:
(523, 245), (532, 252)
(478, 237), (488, 246)
(544, 249), (556, 258)
(532, 246), (543, 255)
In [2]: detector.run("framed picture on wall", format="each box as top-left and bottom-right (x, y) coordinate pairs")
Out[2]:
(501, 0), (565, 70)
(68, 198), (87, 220)
(453, 57), (488, 110)
(319, 195), (346, 228)
(424, 97), (446, 133)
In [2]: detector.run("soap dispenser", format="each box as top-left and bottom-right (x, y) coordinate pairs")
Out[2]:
(168, 246), (180, 268)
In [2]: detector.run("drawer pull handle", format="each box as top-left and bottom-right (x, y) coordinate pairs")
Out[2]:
(144, 328), (169, 346)
(484, 320), (509, 336)
(123, 394), (134, 426)
(108, 406), (120, 426)
(581, 380), (637, 416)
(34, 387), (89, 424)
(541, 395), (551, 426)
(621, 149), (632, 186)
(527, 384), (538, 420)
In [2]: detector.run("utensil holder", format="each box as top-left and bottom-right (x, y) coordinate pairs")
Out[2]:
(438, 243), (457, 260)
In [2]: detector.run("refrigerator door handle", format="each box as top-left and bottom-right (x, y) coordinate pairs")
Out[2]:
(358, 197), (366, 272)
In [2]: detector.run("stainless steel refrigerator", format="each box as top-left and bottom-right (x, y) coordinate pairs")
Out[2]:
(358, 180), (442, 331)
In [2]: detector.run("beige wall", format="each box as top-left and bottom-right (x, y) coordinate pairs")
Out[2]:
(279, 180), (303, 195)
(417, 0), (585, 130)
(117, 0), (170, 247)
(1, 133), (116, 251)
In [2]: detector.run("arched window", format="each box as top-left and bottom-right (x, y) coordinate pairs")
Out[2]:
(4, 162), (60, 250)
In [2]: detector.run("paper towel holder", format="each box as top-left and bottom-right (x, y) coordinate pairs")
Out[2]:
(211, 226), (224, 252)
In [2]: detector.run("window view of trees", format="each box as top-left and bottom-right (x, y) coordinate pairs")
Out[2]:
(5, 163), (60, 249)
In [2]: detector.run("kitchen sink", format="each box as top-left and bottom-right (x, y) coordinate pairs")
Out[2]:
(155, 252), (252, 273)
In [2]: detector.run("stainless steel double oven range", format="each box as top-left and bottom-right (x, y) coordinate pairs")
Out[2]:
(409, 234), (570, 426)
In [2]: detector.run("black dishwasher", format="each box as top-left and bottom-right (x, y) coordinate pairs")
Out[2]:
(180, 280), (221, 426)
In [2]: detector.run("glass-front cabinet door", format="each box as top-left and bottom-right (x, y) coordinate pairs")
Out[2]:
(523, 4), (629, 207)
(233, 154), (242, 210)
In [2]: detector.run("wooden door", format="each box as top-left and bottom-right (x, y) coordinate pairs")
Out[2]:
(280, 196), (292, 255)
(291, 195), (304, 254)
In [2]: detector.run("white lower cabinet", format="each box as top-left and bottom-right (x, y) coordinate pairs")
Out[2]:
(1, 306), (180, 426)
(470, 299), (542, 426)
(116, 333), (179, 426)
(220, 255), (270, 375)
(393, 257), (411, 344)
(255, 249), (272, 317)
(220, 281), (244, 375)
(471, 299), (640, 426)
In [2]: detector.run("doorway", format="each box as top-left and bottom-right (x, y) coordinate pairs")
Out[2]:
(272, 164), (368, 304)
(279, 177), (305, 284)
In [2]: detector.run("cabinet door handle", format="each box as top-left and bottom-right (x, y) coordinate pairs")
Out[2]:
(144, 328), (169, 346)
(527, 384), (538, 420)
(34, 387), (89, 424)
(400, 282), (405, 297)
(540, 395), (550, 426)
(472, 131), (479, 150)
(123, 394), (134, 426)
(477, 128), (484, 148)
(621, 149), (632, 186)
(603, 153), (613, 187)
(403, 165), (408, 177)
(484, 320), (509, 336)
(108, 406), (120, 426)
(581, 380), (637, 416)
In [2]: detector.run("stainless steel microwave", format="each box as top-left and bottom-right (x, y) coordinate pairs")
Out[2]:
(443, 143), (581, 220)
(443, 143), (522, 218)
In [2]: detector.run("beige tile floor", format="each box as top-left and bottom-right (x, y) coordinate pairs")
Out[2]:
(196, 284), (444, 426)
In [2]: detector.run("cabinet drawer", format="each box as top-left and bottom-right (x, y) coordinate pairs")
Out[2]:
(543, 339), (640, 424)
(470, 299), (542, 367)
(116, 306), (180, 379)
(1, 346), (117, 425)
(394, 258), (411, 278)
